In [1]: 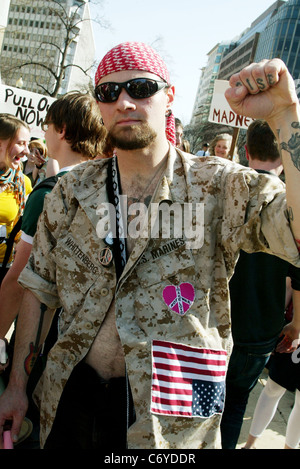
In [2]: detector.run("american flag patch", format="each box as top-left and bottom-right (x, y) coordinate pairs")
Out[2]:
(151, 340), (227, 418)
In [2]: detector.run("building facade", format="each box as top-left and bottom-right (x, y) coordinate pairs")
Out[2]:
(0, 0), (95, 96)
(217, 1), (285, 81)
(190, 42), (230, 127)
(0, 0), (11, 52)
(255, 0), (300, 79)
(190, 0), (300, 125)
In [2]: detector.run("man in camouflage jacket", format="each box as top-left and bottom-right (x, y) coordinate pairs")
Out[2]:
(0, 43), (300, 450)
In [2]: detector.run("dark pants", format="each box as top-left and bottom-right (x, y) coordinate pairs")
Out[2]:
(220, 342), (276, 449)
(44, 362), (135, 449)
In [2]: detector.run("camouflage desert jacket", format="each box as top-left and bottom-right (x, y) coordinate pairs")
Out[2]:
(19, 145), (300, 449)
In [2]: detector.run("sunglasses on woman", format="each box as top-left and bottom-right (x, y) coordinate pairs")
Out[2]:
(94, 78), (169, 103)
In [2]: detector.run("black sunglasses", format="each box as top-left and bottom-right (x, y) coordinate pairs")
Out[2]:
(94, 78), (169, 103)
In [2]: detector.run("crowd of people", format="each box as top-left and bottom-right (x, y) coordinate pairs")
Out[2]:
(0, 41), (299, 450)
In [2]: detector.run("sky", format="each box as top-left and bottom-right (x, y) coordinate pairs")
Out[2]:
(89, 0), (279, 125)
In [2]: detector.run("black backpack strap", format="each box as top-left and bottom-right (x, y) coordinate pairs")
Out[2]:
(29, 175), (59, 196)
(0, 175), (59, 273)
(0, 216), (23, 272)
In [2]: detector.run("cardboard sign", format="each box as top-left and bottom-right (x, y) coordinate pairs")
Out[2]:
(208, 80), (254, 130)
(0, 84), (56, 138)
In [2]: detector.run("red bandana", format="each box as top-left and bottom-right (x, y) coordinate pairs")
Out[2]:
(95, 41), (176, 146)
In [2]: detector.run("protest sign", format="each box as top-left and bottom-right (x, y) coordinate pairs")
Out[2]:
(208, 80), (254, 130)
(0, 84), (56, 138)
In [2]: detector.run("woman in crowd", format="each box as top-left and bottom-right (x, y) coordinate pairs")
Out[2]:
(24, 139), (49, 186)
(210, 133), (233, 160)
(0, 114), (32, 284)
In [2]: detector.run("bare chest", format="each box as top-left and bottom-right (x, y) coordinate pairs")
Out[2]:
(85, 299), (126, 380)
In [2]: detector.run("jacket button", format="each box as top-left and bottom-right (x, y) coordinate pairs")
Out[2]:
(100, 288), (108, 297)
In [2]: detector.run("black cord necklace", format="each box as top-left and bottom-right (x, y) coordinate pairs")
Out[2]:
(106, 156), (127, 280)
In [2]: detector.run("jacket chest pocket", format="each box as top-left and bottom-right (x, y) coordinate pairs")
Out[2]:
(134, 246), (196, 325)
(136, 248), (196, 289)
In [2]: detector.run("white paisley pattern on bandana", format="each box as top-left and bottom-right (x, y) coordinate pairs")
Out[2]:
(95, 41), (170, 85)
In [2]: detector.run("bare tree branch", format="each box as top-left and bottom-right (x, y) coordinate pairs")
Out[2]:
(1, 0), (108, 96)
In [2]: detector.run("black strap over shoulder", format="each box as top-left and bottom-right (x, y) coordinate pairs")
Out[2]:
(0, 216), (23, 273)
(106, 157), (127, 281)
(29, 175), (59, 196)
(0, 175), (60, 274)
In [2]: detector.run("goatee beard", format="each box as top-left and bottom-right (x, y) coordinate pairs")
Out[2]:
(108, 123), (157, 150)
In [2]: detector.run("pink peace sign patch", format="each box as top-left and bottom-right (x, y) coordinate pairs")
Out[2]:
(163, 283), (195, 316)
